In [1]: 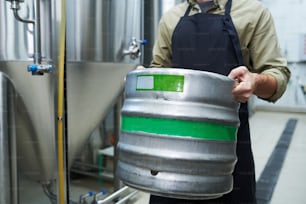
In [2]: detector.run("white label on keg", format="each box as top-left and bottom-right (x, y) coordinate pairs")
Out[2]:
(136, 76), (154, 90)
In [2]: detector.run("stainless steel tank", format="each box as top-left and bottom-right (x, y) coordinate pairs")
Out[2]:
(0, 0), (142, 184)
(0, 73), (18, 204)
(65, 0), (143, 169)
(117, 68), (240, 199)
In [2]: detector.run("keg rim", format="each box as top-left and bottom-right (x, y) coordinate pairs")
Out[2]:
(129, 68), (235, 83)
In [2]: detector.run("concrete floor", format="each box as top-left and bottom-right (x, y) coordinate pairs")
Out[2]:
(250, 111), (306, 204)
(19, 110), (306, 204)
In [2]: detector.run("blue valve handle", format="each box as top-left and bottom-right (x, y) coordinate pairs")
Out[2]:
(139, 39), (147, 45)
(80, 191), (94, 199)
(28, 64), (38, 72)
(27, 64), (53, 73)
(100, 189), (107, 195)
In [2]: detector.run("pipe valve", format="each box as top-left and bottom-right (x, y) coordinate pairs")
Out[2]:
(6, 0), (48, 76)
(5, 0), (24, 10)
(123, 37), (147, 60)
(79, 191), (94, 204)
(27, 64), (54, 75)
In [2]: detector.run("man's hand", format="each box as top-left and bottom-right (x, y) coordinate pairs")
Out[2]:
(228, 66), (277, 103)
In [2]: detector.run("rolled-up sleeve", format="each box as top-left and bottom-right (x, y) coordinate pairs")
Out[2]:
(262, 67), (291, 102)
(248, 8), (291, 102)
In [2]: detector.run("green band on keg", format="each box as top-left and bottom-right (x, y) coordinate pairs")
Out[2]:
(136, 74), (184, 92)
(121, 116), (237, 141)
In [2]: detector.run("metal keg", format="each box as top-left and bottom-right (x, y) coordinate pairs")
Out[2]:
(117, 68), (240, 199)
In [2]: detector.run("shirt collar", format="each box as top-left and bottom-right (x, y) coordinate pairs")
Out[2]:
(188, 0), (226, 11)
(188, 0), (218, 5)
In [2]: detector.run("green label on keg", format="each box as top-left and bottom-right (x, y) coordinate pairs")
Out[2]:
(121, 116), (237, 141)
(136, 74), (184, 92)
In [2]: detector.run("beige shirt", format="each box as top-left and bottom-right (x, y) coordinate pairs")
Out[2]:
(150, 0), (291, 102)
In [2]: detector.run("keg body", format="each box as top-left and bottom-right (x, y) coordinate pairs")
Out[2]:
(117, 68), (240, 199)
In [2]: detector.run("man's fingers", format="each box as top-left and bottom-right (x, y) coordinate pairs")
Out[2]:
(228, 66), (247, 79)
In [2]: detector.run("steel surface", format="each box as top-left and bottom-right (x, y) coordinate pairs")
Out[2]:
(117, 68), (240, 199)
(0, 0), (141, 182)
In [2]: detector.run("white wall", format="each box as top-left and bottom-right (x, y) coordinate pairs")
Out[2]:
(262, 0), (306, 62)
(253, 0), (306, 110)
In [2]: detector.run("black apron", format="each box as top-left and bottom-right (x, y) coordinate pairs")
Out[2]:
(150, 0), (256, 203)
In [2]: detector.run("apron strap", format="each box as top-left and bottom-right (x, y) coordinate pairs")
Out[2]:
(223, 0), (244, 65)
(184, 5), (192, 17)
(225, 0), (232, 15)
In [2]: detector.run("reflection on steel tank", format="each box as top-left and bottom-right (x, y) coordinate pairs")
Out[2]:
(0, 0), (142, 183)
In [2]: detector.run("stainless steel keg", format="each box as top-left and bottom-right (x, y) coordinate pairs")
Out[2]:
(117, 68), (240, 199)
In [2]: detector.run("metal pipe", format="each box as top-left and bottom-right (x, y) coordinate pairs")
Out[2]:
(7, 0), (50, 74)
(12, 9), (35, 24)
(97, 186), (129, 204)
(113, 93), (124, 190)
(0, 73), (18, 204)
(9, 0), (41, 64)
(115, 190), (138, 204)
(33, 0), (41, 64)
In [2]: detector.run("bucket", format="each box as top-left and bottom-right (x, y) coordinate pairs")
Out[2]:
(117, 68), (240, 199)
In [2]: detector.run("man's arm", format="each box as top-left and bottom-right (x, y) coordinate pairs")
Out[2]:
(150, 17), (172, 68)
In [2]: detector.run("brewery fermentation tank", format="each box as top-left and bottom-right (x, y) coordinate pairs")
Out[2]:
(0, 0), (142, 184)
(65, 0), (143, 170)
(0, 73), (18, 204)
(117, 68), (240, 199)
